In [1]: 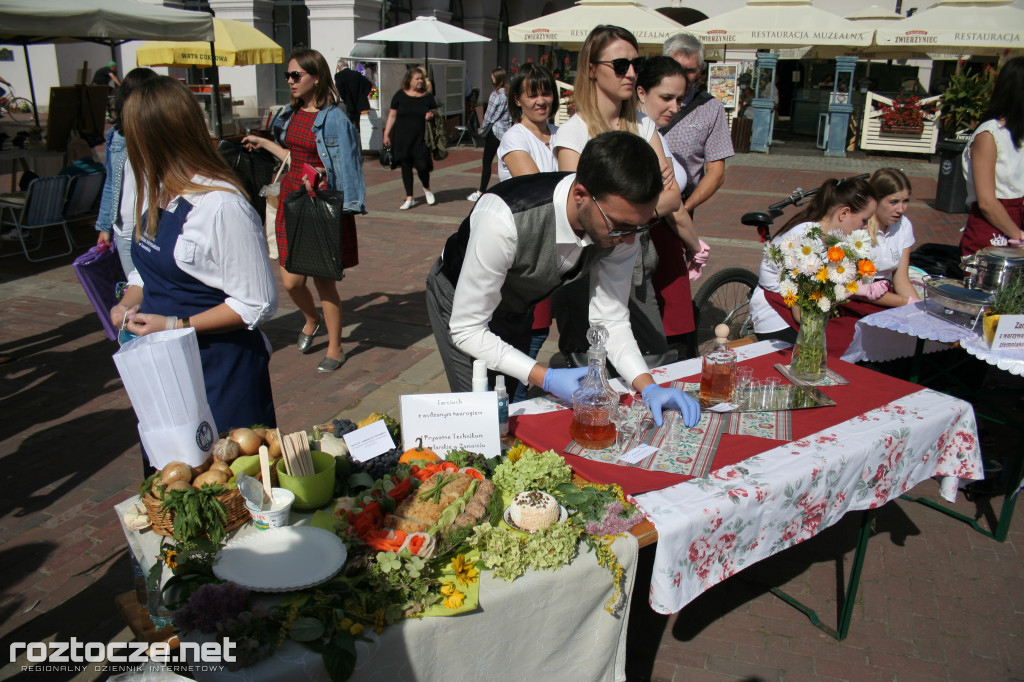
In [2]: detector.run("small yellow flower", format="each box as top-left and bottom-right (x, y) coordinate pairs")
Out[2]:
(339, 618), (353, 631)
(450, 554), (479, 586)
(349, 623), (364, 636)
(443, 587), (466, 609)
(164, 551), (178, 570)
(815, 267), (830, 283)
(782, 292), (798, 307)
(846, 281), (860, 294)
(506, 442), (532, 463)
(440, 580), (457, 596)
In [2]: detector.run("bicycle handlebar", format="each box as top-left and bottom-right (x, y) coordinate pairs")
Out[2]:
(767, 173), (870, 212)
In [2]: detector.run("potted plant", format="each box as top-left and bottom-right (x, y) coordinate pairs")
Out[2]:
(934, 64), (997, 213)
(876, 95), (937, 134)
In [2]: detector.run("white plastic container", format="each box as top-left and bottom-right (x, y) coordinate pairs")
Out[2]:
(245, 487), (295, 530)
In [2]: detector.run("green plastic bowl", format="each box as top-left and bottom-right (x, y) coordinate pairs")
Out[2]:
(275, 450), (336, 510)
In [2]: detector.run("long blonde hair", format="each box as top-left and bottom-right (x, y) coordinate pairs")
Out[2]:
(866, 168), (912, 245)
(123, 76), (246, 239)
(574, 25), (640, 138)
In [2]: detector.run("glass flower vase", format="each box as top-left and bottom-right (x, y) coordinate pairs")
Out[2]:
(791, 307), (828, 383)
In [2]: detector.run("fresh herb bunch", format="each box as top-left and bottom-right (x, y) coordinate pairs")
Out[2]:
(990, 275), (1024, 315)
(492, 448), (572, 495)
(469, 520), (582, 581)
(445, 448), (500, 475)
(160, 485), (229, 546)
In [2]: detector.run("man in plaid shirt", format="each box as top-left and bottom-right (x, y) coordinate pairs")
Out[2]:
(661, 32), (734, 215)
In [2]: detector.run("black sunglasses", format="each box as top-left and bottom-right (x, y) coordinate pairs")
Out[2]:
(591, 195), (659, 238)
(283, 70), (308, 83)
(592, 57), (645, 77)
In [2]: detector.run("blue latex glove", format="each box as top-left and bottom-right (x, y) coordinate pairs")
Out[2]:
(542, 367), (589, 402)
(642, 384), (701, 427)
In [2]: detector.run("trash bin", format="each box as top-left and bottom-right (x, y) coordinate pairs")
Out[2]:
(934, 138), (969, 214)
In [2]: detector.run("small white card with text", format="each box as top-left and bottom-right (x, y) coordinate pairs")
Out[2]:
(400, 391), (500, 457)
(343, 420), (396, 462)
(617, 444), (659, 464)
(992, 314), (1024, 350)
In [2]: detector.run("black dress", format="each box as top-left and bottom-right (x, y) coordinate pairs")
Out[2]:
(389, 89), (437, 169)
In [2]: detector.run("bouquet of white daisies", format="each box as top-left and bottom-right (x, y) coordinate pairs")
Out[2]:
(765, 224), (877, 315)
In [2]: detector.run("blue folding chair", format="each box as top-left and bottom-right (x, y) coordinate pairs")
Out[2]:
(0, 175), (73, 262)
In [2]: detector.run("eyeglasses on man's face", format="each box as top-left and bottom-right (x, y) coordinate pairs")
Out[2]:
(283, 71), (308, 83)
(592, 57), (645, 78)
(590, 195), (659, 238)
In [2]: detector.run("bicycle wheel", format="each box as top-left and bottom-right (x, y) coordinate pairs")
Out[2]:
(8, 97), (34, 123)
(693, 267), (759, 354)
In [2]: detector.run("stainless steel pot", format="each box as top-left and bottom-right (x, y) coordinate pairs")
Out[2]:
(922, 276), (993, 316)
(961, 246), (1024, 291)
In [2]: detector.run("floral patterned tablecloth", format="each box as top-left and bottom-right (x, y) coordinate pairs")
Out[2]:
(630, 342), (983, 615)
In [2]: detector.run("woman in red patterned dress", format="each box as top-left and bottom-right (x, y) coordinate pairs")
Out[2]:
(244, 49), (365, 372)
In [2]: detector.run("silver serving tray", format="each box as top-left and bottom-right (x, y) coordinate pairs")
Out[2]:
(922, 276), (993, 316)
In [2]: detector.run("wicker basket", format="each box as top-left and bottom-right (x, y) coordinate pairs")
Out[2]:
(142, 486), (250, 539)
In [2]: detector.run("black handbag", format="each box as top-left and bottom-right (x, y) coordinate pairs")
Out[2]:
(283, 188), (351, 281)
(380, 144), (394, 168)
(217, 138), (278, 218)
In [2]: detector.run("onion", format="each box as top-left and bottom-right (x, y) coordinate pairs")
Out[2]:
(212, 438), (240, 463)
(230, 428), (263, 457)
(159, 461), (192, 486)
(265, 428), (283, 459)
(193, 470), (229, 489)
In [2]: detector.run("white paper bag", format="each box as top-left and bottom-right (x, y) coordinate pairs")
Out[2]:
(113, 328), (217, 468)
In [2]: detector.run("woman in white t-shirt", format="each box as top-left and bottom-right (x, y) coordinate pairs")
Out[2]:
(550, 25), (680, 360)
(960, 56), (1024, 255)
(496, 62), (560, 401)
(750, 176), (878, 353)
(497, 62), (559, 181)
(854, 168), (920, 308)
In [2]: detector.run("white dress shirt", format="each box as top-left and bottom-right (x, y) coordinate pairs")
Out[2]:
(447, 174), (649, 388)
(126, 178), (278, 329)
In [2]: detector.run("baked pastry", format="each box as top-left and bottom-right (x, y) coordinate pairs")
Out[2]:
(509, 490), (560, 532)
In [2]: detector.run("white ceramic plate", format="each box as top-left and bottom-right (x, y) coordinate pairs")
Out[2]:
(213, 526), (347, 592)
(502, 504), (568, 534)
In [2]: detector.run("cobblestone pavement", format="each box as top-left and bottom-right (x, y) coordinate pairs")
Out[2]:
(0, 140), (1021, 682)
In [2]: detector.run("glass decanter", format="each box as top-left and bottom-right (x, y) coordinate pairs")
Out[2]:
(569, 324), (619, 450)
(699, 324), (737, 408)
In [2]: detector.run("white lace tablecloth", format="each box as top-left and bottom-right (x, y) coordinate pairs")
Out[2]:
(961, 335), (1024, 376)
(631, 344), (983, 615)
(842, 302), (976, 363)
(117, 505), (638, 682)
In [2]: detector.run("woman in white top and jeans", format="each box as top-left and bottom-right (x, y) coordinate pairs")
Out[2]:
(960, 56), (1024, 255)
(467, 68), (511, 201)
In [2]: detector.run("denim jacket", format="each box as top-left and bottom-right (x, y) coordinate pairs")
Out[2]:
(274, 104), (366, 215)
(95, 127), (127, 234)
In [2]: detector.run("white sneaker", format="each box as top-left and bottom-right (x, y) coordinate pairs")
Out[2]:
(1, 228), (20, 242)
(399, 199), (415, 210)
(424, 190), (436, 205)
(466, 191), (482, 202)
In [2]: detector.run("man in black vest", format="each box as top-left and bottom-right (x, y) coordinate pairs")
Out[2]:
(425, 132), (700, 428)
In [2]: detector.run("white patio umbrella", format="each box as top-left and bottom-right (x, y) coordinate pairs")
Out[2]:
(874, 0), (1024, 57)
(356, 16), (489, 76)
(507, 0), (686, 48)
(778, 7), (953, 61)
(685, 0), (873, 52)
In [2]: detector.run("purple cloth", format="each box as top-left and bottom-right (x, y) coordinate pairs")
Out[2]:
(72, 243), (125, 341)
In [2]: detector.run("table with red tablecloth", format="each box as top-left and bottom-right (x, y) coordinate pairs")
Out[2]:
(510, 340), (983, 615)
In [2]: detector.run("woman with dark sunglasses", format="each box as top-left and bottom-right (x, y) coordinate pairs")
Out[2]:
(243, 48), (365, 373)
(551, 25), (682, 363)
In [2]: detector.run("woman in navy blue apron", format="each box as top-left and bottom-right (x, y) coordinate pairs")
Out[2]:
(110, 77), (278, 442)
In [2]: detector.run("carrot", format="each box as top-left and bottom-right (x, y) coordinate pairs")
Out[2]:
(408, 534), (425, 555)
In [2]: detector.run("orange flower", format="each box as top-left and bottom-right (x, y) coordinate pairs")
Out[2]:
(809, 291), (823, 301)
(782, 292), (798, 307)
(857, 259), (876, 278)
(826, 246), (845, 263)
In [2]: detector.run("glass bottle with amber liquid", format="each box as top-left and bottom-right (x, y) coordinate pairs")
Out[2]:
(699, 324), (737, 408)
(569, 324), (618, 450)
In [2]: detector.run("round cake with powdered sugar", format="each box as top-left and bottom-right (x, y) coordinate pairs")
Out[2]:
(508, 490), (559, 532)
